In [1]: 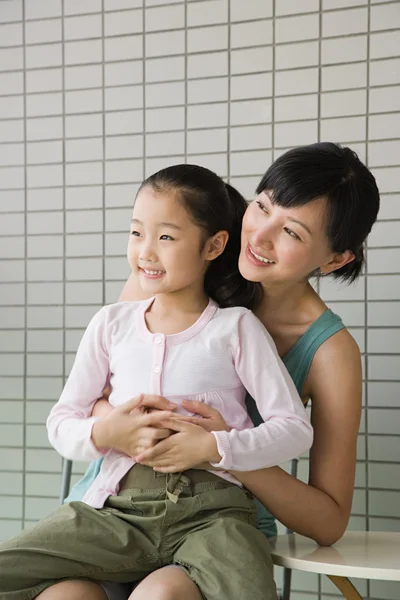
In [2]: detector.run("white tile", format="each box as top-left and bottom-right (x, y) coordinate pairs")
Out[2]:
(66, 186), (103, 209)
(323, 7), (368, 37)
(275, 67), (319, 96)
(231, 47), (272, 75)
(145, 55), (185, 82)
(0, 47), (23, 71)
(105, 134), (143, 159)
(369, 141), (400, 168)
(105, 255), (130, 279)
(187, 128), (227, 154)
(231, 0), (272, 21)
(146, 29), (184, 57)
(27, 353), (63, 376)
(0, 259), (24, 282)
(368, 275), (400, 300)
(368, 248), (400, 275)
(105, 158), (143, 183)
(66, 281), (102, 304)
(105, 207), (131, 232)
(369, 86), (400, 114)
(105, 231), (130, 256)
(27, 210), (63, 235)
(321, 62), (367, 90)
(104, 9), (143, 36)
(187, 0), (227, 27)
(368, 328), (400, 354)
(368, 302), (400, 327)
(64, 39), (102, 65)
(188, 51), (228, 79)
(369, 113), (400, 141)
(276, 13), (319, 43)
(25, 497), (59, 520)
(370, 31), (400, 60)
(230, 150), (272, 177)
(105, 60), (143, 86)
(0, 95), (24, 119)
(370, 580), (400, 600)
(370, 490), (400, 517)
(27, 188), (63, 211)
(105, 109), (143, 135)
(320, 276), (365, 301)
(187, 24), (227, 53)
(0, 71), (23, 94)
(231, 72), (272, 101)
(145, 0), (182, 5)
(146, 131), (184, 156)
(105, 35), (143, 61)
(104, 0), (142, 8)
(25, 473), (60, 497)
(368, 221), (400, 248)
(146, 80), (184, 107)
(0, 283), (24, 306)
(274, 94), (318, 122)
(145, 4), (184, 32)
(323, 0), (367, 7)
(370, 57), (400, 87)
(187, 77), (228, 103)
(368, 381), (400, 407)
(275, 120), (318, 147)
(27, 329), (63, 353)
(27, 140), (63, 165)
(373, 167), (400, 194)
(65, 138), (103, 162)
(66, 162), (103, 186)
(105, 183), (139, 207)
(146, 105), (185, 131)
(187, 103), (227, 129)
(231, 20), (272, 49)
(327, 301), (365, 327)
(26, 258), (63, 282)
(187, 152), (228, 176)
(25, 0), (61, 19)
(25, 43), (62, 69)
(276, 41), (319, 70)
(64, 14), (102, 40)
(0, 189), (24, 212)
(66, 233), (103, 257)
(320, 116), (366, 143)
(0, 143), (24, 166)
(65, 0), (102, 14)
(230, 99), (272, 126)
(27, 235), (63, 259)
(105, 85), (143, 110)
(65, 113), (103, 138)
(321, 35), (367, 65)
(65, 89), (103, 114)
(1, 166), (24, 189)
(25, 18), (62, 44)
(371, 2), (400, 31)
(0, 213), (24, 235)
(276, 0), (318, 15)
(0, 0), (22, 23)
(0, 306), (24, 328)
(321, 89), (367, 118)
(65, 64), (102, 90)
(230, 124), (272, 151)
(26, 92), (62, 117)
(145, 154), (184, 175)
(27, 282), (63, 305)
(0, 497), (23, 520)
(26, 68), (62, 93)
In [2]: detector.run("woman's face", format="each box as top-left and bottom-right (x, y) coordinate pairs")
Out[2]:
(239, 191), (337, 286)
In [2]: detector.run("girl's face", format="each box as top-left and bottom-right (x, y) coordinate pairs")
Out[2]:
(239, 191), (339, 287)
(128, 186), (218, 298)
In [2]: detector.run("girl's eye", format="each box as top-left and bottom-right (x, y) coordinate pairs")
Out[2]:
(284, 227), (300, 240)
(131, 230), (141, 236)
(160, 234), (174, 241)
(256, 200), (268, 214)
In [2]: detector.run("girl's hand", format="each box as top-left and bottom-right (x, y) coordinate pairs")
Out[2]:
(179, 400), (231, 432)
(135, 419), (222, 473)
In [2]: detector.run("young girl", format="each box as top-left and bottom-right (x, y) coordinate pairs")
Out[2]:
(0, 164), (312, 600)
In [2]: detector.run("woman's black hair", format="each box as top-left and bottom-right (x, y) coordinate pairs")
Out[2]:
(139, 164), (262, 310)
(256, 142), (380, 282)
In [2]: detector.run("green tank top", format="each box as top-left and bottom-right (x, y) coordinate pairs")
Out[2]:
(246, 308), (345, 538)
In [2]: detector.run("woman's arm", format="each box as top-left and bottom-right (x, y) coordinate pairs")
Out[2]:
(233, 329), (362, 546)
(118, 271), (150, 302)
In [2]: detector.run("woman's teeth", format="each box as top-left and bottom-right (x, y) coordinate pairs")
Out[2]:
(249, 247), (275, 264)
(143, 269), (164, 275)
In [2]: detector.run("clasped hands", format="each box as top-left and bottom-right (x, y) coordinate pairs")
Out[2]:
(91, 393), (230, 473)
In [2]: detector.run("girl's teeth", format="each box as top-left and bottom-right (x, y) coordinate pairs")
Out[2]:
(250, 248), (274, 264)
(144, 269), (163, 275)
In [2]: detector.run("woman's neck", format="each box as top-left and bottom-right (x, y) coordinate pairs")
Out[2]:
(257, 280), (326, 325)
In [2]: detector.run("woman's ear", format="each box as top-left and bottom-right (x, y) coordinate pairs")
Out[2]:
(320, 249), (355, 275)
(204, 230), (229, 261)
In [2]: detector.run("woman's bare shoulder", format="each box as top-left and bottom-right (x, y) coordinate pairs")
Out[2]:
(119, 272), (152, 302)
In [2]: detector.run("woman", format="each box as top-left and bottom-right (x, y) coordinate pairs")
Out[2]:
(38, 142), (379, 600)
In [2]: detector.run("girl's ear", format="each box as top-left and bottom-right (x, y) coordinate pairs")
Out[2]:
(204, 230), (229, 261)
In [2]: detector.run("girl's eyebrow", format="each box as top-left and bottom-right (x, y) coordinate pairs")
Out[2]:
(131, 218), (182, 230)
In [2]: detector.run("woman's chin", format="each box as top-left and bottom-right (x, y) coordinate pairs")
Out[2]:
(238, 254), (267, 283)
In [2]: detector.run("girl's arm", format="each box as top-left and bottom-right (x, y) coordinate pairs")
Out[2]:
(232, 328), (362, 546)
(211, 311), (313, 471)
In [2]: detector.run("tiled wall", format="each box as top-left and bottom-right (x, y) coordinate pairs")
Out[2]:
(0, 0), (399, 597)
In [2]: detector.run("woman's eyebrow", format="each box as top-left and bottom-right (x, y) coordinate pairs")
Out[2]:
(287, 217), (312, 235)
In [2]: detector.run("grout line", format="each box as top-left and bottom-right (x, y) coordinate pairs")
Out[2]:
(21, 0), (27, 531)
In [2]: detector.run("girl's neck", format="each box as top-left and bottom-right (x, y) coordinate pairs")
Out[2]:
(145, 287), (209, 335)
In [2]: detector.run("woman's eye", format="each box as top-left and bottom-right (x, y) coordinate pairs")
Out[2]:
(285, 228), (300, 240)
(160, 234), (174, 241)
(131, 230), (140, 237)
(256, 200), (268, 213)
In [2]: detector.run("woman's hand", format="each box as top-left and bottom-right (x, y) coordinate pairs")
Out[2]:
(91, 395), (177, 457)
(135, 418), (222, 472)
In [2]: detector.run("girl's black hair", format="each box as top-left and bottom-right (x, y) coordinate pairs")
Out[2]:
(256, 142), (380, 282)
(139, 164), (262, 310)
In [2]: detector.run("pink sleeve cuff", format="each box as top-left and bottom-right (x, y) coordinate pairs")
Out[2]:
(210, 430), (233, 470)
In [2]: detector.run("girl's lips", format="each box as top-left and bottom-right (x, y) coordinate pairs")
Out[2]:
(245, 244), (275, 267)
(139, 267), (165, 279)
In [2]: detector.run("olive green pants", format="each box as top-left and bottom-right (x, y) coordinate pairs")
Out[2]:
(0, 465), (278, 600)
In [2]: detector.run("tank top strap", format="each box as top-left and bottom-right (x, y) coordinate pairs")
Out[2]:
(283, 309), (345, 395)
